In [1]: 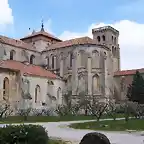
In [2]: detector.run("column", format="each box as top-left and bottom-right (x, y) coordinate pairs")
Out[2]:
(87, 57), (92, 95)
(100, 55), (105, 96)
(72, 53), (78, 95)
(54, 56), (56, 69)
(60, 59), (64, 77)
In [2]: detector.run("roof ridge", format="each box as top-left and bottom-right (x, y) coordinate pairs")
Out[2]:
(0, 35), (39, 52)
(0, 60), (60, 79)
(42, 36), (95, 52)
(20, 30), (61, 41)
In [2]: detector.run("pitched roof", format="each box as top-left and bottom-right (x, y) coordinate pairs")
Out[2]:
(0, 35), (38, 52)
(42, 36), (96, 51)
(0, 60), (59, 79)
(20, 30), (62, 42)
(114, 68), (144, 76)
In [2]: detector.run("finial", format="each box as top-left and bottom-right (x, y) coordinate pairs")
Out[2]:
(41, 19), (44, 31)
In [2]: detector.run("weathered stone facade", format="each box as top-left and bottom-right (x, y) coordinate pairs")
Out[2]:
(0, 24), (122, 111)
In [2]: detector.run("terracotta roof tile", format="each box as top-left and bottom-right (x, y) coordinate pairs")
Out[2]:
(0, 60), (58, 79)
(114, 68), (144, 76)
(0, 35), (38, 52)
(43, 36), (96, 51)
(20, 31), (62, 41)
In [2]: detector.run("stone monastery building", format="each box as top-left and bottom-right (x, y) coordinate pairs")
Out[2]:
(0, 23), (136, 110)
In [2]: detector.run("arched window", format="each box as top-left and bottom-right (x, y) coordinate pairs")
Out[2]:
(47, 80), (54, 99)
(57, 87), (61, 103)
(21, 50), (29, 61)
(115, 47), (117, 56)
(47, 80), (54, 85)
(104, 52), (107, 59)
(35, 85), (40, 103)
(92, 50), (99, 68)
(78, 74), (86, 93)
(46, 56), (49, 68)
(102, 35), (105, 41)
(112, 36), (113, 42)
(70, 53), (73, 67)
(10, 50), (15, 60)
(114, 37), (116, 44)
(3, 77), (9, 100)
(97, 36), (100, 42)
(79, 50), (86, 67)
(30, 55), (35, 64)
(51, 55), (55, 69)
(112, 46), (117, 56)
(112, 46), (115, 55)
(92, 75), (100, 94)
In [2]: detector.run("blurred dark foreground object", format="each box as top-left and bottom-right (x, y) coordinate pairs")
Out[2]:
(79, 132), (111, 144)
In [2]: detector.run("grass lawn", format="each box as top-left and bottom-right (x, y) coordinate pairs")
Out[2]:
(70, 118), (144, 131)
(0, 113), (125, 124)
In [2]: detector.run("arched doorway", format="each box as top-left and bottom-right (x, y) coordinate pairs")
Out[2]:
(3, 77), (9, 100)
(35, 85), (40, 103)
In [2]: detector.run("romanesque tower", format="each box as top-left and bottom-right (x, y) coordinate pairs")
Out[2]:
(92, 26), (120, 100)
(92, 26), (120, 73)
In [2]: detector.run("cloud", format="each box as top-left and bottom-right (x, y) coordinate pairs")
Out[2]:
(0, 0), (14, 31)
(59, 20), (144, 70)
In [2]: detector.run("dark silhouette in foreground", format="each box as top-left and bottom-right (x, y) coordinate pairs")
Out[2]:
(79, 132), (111, 144)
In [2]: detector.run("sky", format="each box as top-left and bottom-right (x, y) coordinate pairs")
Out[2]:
(1, 0), (144, 70)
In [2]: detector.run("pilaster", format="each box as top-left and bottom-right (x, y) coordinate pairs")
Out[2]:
(60, 59), (64, 77)
(87, 57), (92, 95)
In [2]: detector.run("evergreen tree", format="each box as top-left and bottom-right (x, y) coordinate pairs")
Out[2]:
(127, 71), (144, 104)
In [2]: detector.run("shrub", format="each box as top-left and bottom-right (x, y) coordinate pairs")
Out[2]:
(31, 108), (54, 116)
(16, 108), (32, 121)
(0, 124), (49, 144)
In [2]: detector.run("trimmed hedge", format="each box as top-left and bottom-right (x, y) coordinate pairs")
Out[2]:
(0, 124), (49, 144)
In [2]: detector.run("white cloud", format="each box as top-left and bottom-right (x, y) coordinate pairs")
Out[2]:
(59, 20), (144, 70)
(0, 0), (13, 31)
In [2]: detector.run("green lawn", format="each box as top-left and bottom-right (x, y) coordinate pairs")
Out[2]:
(70, 118), (144, 131)
(0, 114), (125, 124)
(0, 115), (95, 124)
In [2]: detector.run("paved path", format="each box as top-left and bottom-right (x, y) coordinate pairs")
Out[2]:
(0, 118), (144, 144)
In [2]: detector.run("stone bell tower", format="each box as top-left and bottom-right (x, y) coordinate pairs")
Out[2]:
(92, 26), (120, 73)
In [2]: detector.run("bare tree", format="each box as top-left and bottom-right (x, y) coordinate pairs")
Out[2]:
(17, 108), (32, 121)
(88, 97), (108, 121)
(55, 90), (85, 116)
(106, 100), (118, 120)
(0, 101), (13, 119)
(55, 90), (72, 116)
